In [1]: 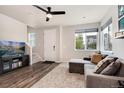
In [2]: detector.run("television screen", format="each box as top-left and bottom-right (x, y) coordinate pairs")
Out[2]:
(0, 41), (25, 57)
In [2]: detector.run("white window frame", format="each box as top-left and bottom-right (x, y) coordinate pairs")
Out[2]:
(101, 23), (113, 52)
(28, 32), (36, 48)
(74, 31), (98, 51)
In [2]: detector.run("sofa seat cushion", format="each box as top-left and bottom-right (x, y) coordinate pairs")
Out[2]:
(116, 58), (124, 77)
(84, 63), (96, 75)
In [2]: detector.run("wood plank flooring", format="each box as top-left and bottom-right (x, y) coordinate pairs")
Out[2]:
(0, 62), (59, 88)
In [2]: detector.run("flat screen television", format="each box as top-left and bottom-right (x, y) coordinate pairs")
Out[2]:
(0, 41), (25, 58)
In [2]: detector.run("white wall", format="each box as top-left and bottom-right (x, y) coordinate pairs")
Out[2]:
(0, 13), (27, 42)
(33, 23), (100, 62)
(27, 27), (43, 57)
(41, 26), (60, 61)
(28, 26), (61, 63)
(27, 27), (44, 64)
(61, 23), (100, 61)
(100, 5), (124, 59)
(0, 13), (33, 64)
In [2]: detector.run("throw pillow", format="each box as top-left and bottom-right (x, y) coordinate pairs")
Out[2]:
(91, 54), (103, 64)
(100, 60), (121, 75)
(94, 56), (118, 74)
(102, 54), (108, 59)
(113, 58), (124, 77)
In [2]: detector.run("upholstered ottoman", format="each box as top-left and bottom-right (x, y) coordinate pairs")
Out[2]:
(69, 59), (91, 74)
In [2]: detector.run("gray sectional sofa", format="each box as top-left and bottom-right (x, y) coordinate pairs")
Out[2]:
(84, 59), (124, 88)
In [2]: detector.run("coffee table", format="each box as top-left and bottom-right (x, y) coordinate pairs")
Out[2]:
(69, 59), (91, 74)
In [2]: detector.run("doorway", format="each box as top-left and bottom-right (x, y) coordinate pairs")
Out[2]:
(44, 29), (57, 62)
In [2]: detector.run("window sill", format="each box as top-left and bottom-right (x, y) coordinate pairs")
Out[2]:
(101, 51), (113, 55)
(74, 49), (98, 52)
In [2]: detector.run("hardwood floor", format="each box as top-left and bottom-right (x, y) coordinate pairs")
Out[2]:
(0, 62), (59, 88)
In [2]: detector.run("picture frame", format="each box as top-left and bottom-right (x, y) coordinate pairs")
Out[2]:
(118, 5), (124, 18)
(119, 17), (124, 32)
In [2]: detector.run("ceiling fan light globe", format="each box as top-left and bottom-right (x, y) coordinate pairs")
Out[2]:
(46, 13), (52, 18)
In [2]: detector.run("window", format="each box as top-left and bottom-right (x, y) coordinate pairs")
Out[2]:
(75, 29), (98, 51)
(75, 33), (85, 50)
(102, 23), (112, 51)
(28, 33), (36, 47)
(86, 33), (97, 50)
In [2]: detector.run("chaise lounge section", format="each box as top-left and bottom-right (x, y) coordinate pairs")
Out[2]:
(69, 57), (124, 88)
(84, 58), (124, 88)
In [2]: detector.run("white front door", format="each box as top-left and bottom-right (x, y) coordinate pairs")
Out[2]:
(44, 29), (57, 61)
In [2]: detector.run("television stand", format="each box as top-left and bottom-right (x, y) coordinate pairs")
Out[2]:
(0, 55), (29, 74)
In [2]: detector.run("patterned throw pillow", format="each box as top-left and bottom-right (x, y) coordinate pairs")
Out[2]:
(94, 56), (118, 74)
(100, 60), (121, 75)
(91, 54), (103, 64)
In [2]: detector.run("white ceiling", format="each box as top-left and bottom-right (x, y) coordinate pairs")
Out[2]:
(0, 5), (111, 28)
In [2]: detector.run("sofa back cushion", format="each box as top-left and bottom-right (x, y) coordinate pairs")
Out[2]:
(94, 56), (118, 74)
(116, 59), (124, 77)
(101, 54), (108, 59)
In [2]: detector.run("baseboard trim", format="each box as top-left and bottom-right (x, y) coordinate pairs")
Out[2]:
(41, 60), (69, 63)
(56, 60), (69, 63)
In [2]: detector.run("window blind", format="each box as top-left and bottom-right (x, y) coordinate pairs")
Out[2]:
(101, 18), (112, 31)
(76, 28), (98, 33)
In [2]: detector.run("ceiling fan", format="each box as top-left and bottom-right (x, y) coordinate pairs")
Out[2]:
(33, 5), (66, 22)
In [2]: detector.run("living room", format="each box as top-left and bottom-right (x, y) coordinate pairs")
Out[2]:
(0, 1), (124, 90)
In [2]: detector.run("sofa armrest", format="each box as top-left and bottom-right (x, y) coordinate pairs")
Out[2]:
(86, 73), (124, 88)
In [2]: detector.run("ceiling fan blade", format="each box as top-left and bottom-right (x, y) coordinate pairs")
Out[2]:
(33, 5), (48, 13)
(51, 11), (66, 15)
(46, 17), (50, 22)
(47, 7), (51, 12)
